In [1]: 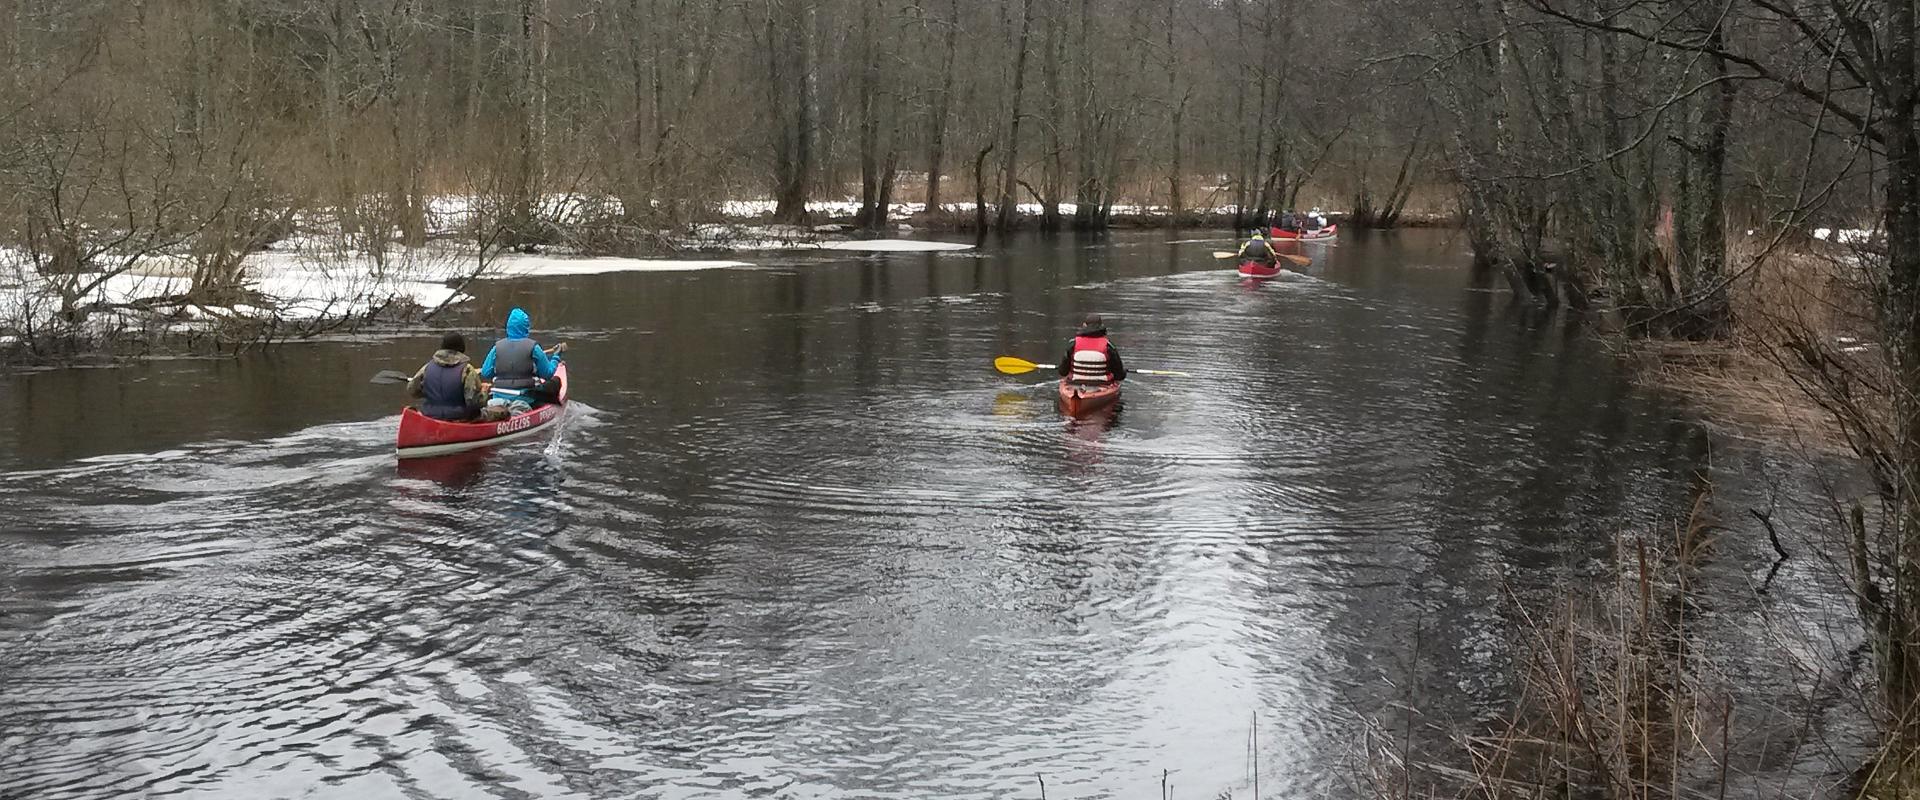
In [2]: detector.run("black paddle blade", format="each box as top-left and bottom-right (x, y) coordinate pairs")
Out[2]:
(370, 370), (414, 385)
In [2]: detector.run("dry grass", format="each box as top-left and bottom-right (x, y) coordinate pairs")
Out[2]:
(1627, 237), (1883, 457)
(1630, 337), (1851, 453)
(1366, 501), (1728, 800)
(1364, 491), (1862, 800)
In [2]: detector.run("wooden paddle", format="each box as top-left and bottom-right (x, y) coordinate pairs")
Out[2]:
(372, 344), (567, 385)
(1211, 250), (1311, 267)
(993, 355), (1190, 378)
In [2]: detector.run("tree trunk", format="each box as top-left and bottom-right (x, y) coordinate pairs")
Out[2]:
(1229, 0), (1249, 227)
(513, 0), (543, 230)
(467, 2), (486, 125)
(1687, 45), (1733, 338)
(857, 0), (884, 229)
(1039, 3), (1064, 231)
(973, 142), (996, 233)
(923, 0), (957, 215)
(1878, 0), (1920, 724)
(1164, 0), (1183, 227)
(771, 0), (816, 223)
(995, 0), (1036, 231)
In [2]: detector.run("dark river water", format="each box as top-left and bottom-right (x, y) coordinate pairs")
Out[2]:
(0, 230), (1867, 798)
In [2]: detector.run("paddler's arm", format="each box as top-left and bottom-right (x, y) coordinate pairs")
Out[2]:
(531, 343), (559, 379)
(406, 365), (428, 398)
(1057, 345), (1073, 377)
(463, 365), (487, 412)
(1108, 344), (1127, 381)
(478, 346), (498, 379)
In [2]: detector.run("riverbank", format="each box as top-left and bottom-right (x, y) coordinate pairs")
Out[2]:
(0, 196), (1422, 367)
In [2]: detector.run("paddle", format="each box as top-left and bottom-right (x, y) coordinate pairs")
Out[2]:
(993, 355), (1191, 378)
(1211, 250), (1311, 267)
(371, 344), (567, 385)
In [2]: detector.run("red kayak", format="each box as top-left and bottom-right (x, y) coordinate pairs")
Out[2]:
(1058, 379), (1121, 417)
(1238, 260), (1283, 278)
(396, 363), (569, 459)
(1269, 224), (1337, 241)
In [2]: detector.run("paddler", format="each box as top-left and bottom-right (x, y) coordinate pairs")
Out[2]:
(1056, 313), (1127, 385)
(407, 332), (487, 421)
(1237, 229), (1279, 268)
(479, 307), (568, 420)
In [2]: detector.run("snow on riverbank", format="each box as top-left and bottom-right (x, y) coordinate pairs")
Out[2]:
(814, 240), (974, 252)
(716, 198), (1227, 220)
(1, 230), (974, 342)
(488, 254), (750, 276)
(1814, 227), (1878, 245)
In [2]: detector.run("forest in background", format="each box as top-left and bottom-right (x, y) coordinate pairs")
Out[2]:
(0, 0), (1898, 323)
(9, 0), (1920, 794)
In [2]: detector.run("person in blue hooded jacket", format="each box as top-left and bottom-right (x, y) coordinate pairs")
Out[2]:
(479, 307), (567, 420)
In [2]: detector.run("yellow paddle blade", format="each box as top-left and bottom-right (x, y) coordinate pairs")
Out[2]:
(1211, 251), (1237, 259)
(994, 356), (1044, 375)
(1280, 253), (1312, 267)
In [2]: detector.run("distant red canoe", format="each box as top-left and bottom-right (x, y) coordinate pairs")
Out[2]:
(1058, 380), (1121, 417)
(396, 363), (569, 459)
(1269, 224), (1337, 241)
(1238, 260), (1283, 278)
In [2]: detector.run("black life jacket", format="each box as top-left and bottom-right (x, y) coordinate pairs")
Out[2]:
(490, 339), (538, 389)
(420, 361), (471, 420)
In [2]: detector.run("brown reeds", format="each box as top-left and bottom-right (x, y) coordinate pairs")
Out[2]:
(1369, 493), (1757, 799)
(1627, 235), (1882, 455)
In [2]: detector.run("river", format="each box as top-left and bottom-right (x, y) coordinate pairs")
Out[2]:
(0, 230), (1867, 798)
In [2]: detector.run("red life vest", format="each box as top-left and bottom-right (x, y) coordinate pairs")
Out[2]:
(1069, 334), (1112, 383)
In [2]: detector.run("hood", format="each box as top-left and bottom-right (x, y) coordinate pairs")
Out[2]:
(1075, 325), (1108, 338)
(505, 307), (531, 339)
(431, 349), (471, 366)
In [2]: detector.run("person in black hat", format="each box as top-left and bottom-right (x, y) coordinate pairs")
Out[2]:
(407, 332), (487, 421)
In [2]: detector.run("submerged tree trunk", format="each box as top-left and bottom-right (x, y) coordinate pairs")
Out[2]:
(973, 141), (995, 235)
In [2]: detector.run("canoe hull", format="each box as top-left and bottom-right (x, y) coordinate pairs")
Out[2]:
(1269, 224), (1337, 241)
(396, 363), (569, 459)
(1058, 380), (1121, 417)
(1238, 260), (1283, 278)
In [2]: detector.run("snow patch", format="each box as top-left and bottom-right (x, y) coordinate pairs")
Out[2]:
(487, 255), (751, 277)
(1814, 227), (1878, 244)
(813, 240), (974, 253)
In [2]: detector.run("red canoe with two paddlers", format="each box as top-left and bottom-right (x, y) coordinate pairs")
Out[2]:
(396, 363), (570, 459)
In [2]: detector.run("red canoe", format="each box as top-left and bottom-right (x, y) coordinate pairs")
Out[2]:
(396, 363), (570, 459)
(1269, 223), (1337, 241)
(1238, 260), (1283, 278)
(1058, 380), (1121, 417)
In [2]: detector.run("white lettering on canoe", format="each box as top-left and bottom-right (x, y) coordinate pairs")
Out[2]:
(495, 416), (535, 436)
